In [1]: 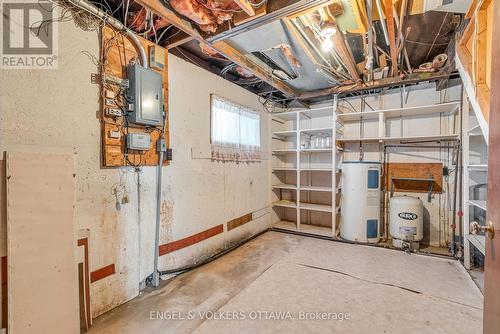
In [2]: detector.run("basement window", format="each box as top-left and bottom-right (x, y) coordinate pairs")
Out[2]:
(211, 95), (261, 161)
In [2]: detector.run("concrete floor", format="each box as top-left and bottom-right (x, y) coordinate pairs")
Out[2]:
(89, 231), (483, 334)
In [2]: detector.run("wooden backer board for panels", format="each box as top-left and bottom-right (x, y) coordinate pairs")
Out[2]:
(6, 152), (79, 333)
(102, 26), (170, 167)
(384, 163), (443, 193)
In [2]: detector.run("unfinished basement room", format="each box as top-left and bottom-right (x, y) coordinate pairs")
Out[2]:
(1, 0), (500, 333)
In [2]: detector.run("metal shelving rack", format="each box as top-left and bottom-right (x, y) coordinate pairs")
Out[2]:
(271, 98), (338, 237)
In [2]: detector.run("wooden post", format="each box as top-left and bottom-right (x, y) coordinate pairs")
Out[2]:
(384, 0), (398, 76)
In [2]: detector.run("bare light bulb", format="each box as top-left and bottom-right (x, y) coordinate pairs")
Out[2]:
(322, 37), (333, 52)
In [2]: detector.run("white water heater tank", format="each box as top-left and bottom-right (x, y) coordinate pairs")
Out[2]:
(340, 162), (381, 243)
(390, 196), (424, 248)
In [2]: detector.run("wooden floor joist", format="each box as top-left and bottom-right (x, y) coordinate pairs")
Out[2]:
(165, 31), (195, 50)
(384, 0), (398, 76)
(233, 0), (255, 16)
(331, 27), (361, 82)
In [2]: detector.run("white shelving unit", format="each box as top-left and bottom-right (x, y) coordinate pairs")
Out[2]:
(336, 101), (460, 144)
(270, 99), (338, 237)
(271, 98), (460, 239)
(462, 96), (489, 269)
(335, 97), (460, 243)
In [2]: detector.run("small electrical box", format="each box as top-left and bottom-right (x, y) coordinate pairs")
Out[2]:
(166, 148), (173, 161)
(149, 45), (166, 71)
(127, 133), (151, 151)
(127, 64), (163, 126)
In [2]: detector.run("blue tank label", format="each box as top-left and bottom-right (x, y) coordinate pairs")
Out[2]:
(367, 219), (378, 238)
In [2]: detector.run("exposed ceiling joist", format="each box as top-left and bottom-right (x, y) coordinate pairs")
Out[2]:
(232, 0), (256, 16)
(136, 0), (299, 97)
(330, 23), (361, 82)
(165, 31), (194, 49)
(384, 0), (398, 76)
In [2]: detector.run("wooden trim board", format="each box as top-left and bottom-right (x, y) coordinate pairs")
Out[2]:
(159, 225), (224, 256)
(90, 264), (116, 283)
(227, 213), (253, 231)
(77, 237), (91, 327)
(1, 256), (6, 329)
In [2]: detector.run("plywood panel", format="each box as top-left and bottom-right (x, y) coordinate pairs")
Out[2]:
(384, 162), (443, 193)
(6, 152), (78, 334)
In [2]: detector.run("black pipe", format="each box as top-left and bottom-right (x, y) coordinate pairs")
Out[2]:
(384, 144), (456, 149)
(157, 229), (267, 276)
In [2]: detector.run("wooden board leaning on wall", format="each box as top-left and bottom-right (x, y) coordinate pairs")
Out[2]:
(101, 26), (169, 167)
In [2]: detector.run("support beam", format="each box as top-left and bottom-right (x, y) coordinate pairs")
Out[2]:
(233, 0), (255, 16)
(331, 24), (361, 82)
(165, 31), (194, 49)
(136, 0), (298, 97)
(384, 0), (398, 76)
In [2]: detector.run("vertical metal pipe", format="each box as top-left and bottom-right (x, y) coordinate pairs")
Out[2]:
(151, 105), (166, 287)
(151, 149), (164, 287)
(365, 0), (374, 79)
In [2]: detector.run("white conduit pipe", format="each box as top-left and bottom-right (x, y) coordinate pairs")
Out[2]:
(374, 0), (390, 47)
(65, 0), (148, 67)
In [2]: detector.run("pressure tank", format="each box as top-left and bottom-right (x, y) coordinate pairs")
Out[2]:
(389, 196), (424, 248)
(340, 162), (381, 243)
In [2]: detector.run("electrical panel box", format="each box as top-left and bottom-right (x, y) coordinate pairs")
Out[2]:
(127, 133), (151, 151)
(127, 64), (163, 126)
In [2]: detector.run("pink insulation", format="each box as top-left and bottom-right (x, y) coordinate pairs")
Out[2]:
(169, 0), (244, 33)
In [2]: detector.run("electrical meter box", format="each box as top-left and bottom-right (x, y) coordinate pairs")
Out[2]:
(127, 133), (151, 151)
(127, 64), (163, 126)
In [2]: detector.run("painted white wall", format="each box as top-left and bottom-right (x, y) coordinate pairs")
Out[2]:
(0, 20), (270, 318)
(157, 54), (271, 275)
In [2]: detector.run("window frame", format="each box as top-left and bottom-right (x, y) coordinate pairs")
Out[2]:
(210, 94), (262, 151)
